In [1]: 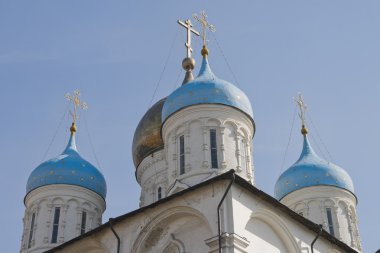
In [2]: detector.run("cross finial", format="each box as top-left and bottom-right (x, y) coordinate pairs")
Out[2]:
(64, 90), (88, 133)
(193, 11), (216, 50)
(178, 19), (200, 58)
(294, 93), (308, 135)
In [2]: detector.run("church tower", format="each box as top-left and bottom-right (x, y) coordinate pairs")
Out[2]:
(21, 91), (107, 253)
(161, 46), (255, 193)
(133, 13), (255, 207)
(275, 94), (361, 251)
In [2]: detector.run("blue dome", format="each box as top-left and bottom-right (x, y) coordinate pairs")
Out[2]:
(26, 133), (107, 199)
(162, 56), (253, 122)
(275, 135), (354, 200)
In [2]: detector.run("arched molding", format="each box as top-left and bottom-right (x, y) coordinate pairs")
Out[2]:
(306, 199), (319, 210)
(51, 197), (65, 205)
(174, 124), (186, 136)
(249, 209), (301, 253)
(238, 127), (249, 139)
(161, 234), (185, 253)
(337, 201), (349, 219)
(323, 199), (336, 207)
(188, 118), (203, 128)
(36, 198), (48, 208)
(222, 120), (238, 132)
(132, 206), (212, 253)
(67, 198), (80, 207)
(206, 117), (222, 127)
(294, 202), (308, 217)
(82, 201), (91, 210)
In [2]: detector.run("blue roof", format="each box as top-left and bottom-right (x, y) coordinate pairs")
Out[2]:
(162, 56), (253, 122)
(275, 135), (354, 200)
(26, 133), (107, 199)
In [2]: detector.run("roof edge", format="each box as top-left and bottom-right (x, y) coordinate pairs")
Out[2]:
(45, 170), (357, 253)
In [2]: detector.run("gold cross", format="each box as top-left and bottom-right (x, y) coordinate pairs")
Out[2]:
(178, 19), (200, 58)
(193, 11), (216, 47)
(294, 93), (308, 134)
(64, 89), (88, 124)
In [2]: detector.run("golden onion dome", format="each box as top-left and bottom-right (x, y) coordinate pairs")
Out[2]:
(132, 98), (166, 168)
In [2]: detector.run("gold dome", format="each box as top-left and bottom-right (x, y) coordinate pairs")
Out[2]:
(132, 98), (166, 168)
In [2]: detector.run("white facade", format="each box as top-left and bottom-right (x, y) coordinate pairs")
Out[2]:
(21, 185), (105, 253)
(162, 104), (255, 190)
(47, 179), (356, 253)
(281, 185), (361, 251)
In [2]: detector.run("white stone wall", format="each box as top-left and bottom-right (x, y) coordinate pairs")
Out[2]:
(50, 180), (354, 253)
(52, 180), (226, 253)
(229, 184), (354, 253)
(136, 149), (168, 207)
(162, 104), (255, 193)
(280, 186), (361, 252)
(21, 185), (106, 253)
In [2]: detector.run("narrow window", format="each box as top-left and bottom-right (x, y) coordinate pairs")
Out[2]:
(179, 135), (185, 175)
(27, 213), (36, 248)
(326, 208), (335, 236)
(158, 187), (162, 200)
(51, 207), (61, 243)
(210, 129), (218, 168)
(80, 211), (87, 235)
(240, 139), (247, 171)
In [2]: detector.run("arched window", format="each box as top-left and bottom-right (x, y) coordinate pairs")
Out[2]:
(179, 135), (185, 175)
(239, 138), (247, 171)
(80, 211), (87, 235)
(51, 207), (61, 243)
(158, 187), (162, 200)
(27, 213), (36, 248)
(210, 129), (218, 169)
(326, 207), (335, 236)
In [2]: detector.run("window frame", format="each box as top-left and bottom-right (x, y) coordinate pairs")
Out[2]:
(80, 211), (87, 235)
(51, 207), (61, 243)
(239, 137), (248, 171)
(209, 129), (218, 169)
(179, 135), (185, 175)
(27, 212), (36, 249)
(326, 207), (335, 236)
(158, 187), (162, 200)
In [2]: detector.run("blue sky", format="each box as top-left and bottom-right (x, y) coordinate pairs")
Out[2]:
(0, 1), (379, 252)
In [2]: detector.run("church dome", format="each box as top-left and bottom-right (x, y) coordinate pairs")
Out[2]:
(26, 126), (107, 199)
(275, 134), (354, 200)
(162, 55), (253, 123)
(132, 98), (166, 168)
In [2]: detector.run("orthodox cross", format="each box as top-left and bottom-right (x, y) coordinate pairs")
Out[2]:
(193, 11), (216, 46)
(65, 89), (88, 124)
(178, 19), (200, 58)
(294, 93), (308, 132)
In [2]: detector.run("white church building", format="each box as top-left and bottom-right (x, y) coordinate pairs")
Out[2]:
(20, 14), (362, 253)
